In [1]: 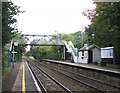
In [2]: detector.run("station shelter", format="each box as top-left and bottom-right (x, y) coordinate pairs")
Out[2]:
(78, 45), (101, 64)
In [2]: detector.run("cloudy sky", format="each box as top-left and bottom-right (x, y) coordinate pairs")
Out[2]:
(12, 0), (96, 35)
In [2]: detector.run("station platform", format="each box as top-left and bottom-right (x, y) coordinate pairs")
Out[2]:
(42, 59), (120, 75)
(2, 60), (41, 92)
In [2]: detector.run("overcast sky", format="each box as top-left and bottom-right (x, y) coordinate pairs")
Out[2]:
(12, 0), (96, 35)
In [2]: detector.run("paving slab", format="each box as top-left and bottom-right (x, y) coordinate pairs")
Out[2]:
(12, 62), (22, 91)
(2, 62), (21, 92)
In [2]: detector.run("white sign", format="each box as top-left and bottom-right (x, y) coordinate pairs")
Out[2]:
(12, 51), (17, 53)
(101, 47), (114, 58)
(84, 44), (88, 47)
(75, 48), (78, 52)
(14, 42), (18, 46)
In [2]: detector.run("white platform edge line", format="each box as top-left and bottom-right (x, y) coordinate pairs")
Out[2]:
(25, 61), (42, 92)
(45, 59), (120, 74)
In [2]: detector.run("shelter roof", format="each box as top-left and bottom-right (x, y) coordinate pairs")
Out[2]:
(79, 44), (100, 51)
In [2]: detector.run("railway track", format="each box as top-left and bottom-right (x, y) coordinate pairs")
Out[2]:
(28, 61), (100, 93)
(38, 61), (120, 92)
(26, 57), (120, 92)
(28, 61), (72, 92)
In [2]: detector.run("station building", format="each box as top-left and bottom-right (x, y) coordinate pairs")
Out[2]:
(78, 45), (101, 64)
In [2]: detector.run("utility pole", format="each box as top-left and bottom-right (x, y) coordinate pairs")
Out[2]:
(81, 21), (84, 41)
(55, 31), (60, 60)
(55, 31), (59, 44)
(87, 31), (88, 46)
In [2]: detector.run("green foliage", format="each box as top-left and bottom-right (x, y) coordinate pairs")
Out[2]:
(72, 31), (87, 48)
(17, 45), (26, 60)
(2, 1), (25, 74)
(2, 2), (24, 47)
(59, 33), (74, 42)
(53, 33), (74, 42)
(27, 46), (63, 60)
(27, 32), (88, 60)
(2, 49), (8, 75)
(84, 2), (120, 63)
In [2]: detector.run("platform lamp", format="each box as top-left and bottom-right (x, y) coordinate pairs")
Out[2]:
(13, 41), (18, 67)
(55, 31), (60, 60)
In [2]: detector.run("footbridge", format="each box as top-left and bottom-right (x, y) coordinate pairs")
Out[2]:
(7, 34), (78, 67)
(8, 34), (66, 67)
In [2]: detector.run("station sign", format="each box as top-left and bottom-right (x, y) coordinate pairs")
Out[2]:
(101, 47), (114, 58)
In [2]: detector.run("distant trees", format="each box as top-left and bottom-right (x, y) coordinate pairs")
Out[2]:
(72, 31), (87, 49)
(58, 33), (74, 42)
(26, 32), (87, 60)
(83, 2), (120, 63)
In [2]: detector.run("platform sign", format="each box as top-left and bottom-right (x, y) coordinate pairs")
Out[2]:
(101, 47), (114, 58)
(101, 47), (115, 64)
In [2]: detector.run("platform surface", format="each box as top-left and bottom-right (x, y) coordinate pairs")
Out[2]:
(12, 61), (40, 92)
(43, 59), (120, 74)
(2, 62), (21, 91)
(2, 60), (41, 92)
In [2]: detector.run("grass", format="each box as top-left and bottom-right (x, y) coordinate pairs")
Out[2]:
(2, 67), (10, 75)
(106, 64), (120, 68)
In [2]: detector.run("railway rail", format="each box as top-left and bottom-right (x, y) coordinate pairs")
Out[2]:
(25, 57), (120, 92)
(28, 61), (72, 92)
(38, 61), (120, 92)
(40, 60), (120, 86)
(29, 62), (96, 93)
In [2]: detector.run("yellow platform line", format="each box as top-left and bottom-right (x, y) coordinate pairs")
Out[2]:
(22, 61), (25, 93)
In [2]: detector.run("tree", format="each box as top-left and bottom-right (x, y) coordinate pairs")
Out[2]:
(72, 31), (87, 49)
(2, 2), (24, 47)
(52, 33), (74, 42)
(84, 2), (120, 63)
(2, 1), (25, 74)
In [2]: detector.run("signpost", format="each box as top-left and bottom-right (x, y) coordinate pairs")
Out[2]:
(12, 40), (18, 68)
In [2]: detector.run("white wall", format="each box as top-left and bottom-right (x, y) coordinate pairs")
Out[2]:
(78, 51), (88, 63)
(78, 48), (100, 63)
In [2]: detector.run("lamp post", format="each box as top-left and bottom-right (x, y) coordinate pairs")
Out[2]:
(55, 31), (59, 45)
(92, 34), (94, 44)
(87, 31), (88, 46)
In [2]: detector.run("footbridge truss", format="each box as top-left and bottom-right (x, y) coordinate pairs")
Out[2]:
(8, 34), (66, 67)
(16, 34), (65, 46)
